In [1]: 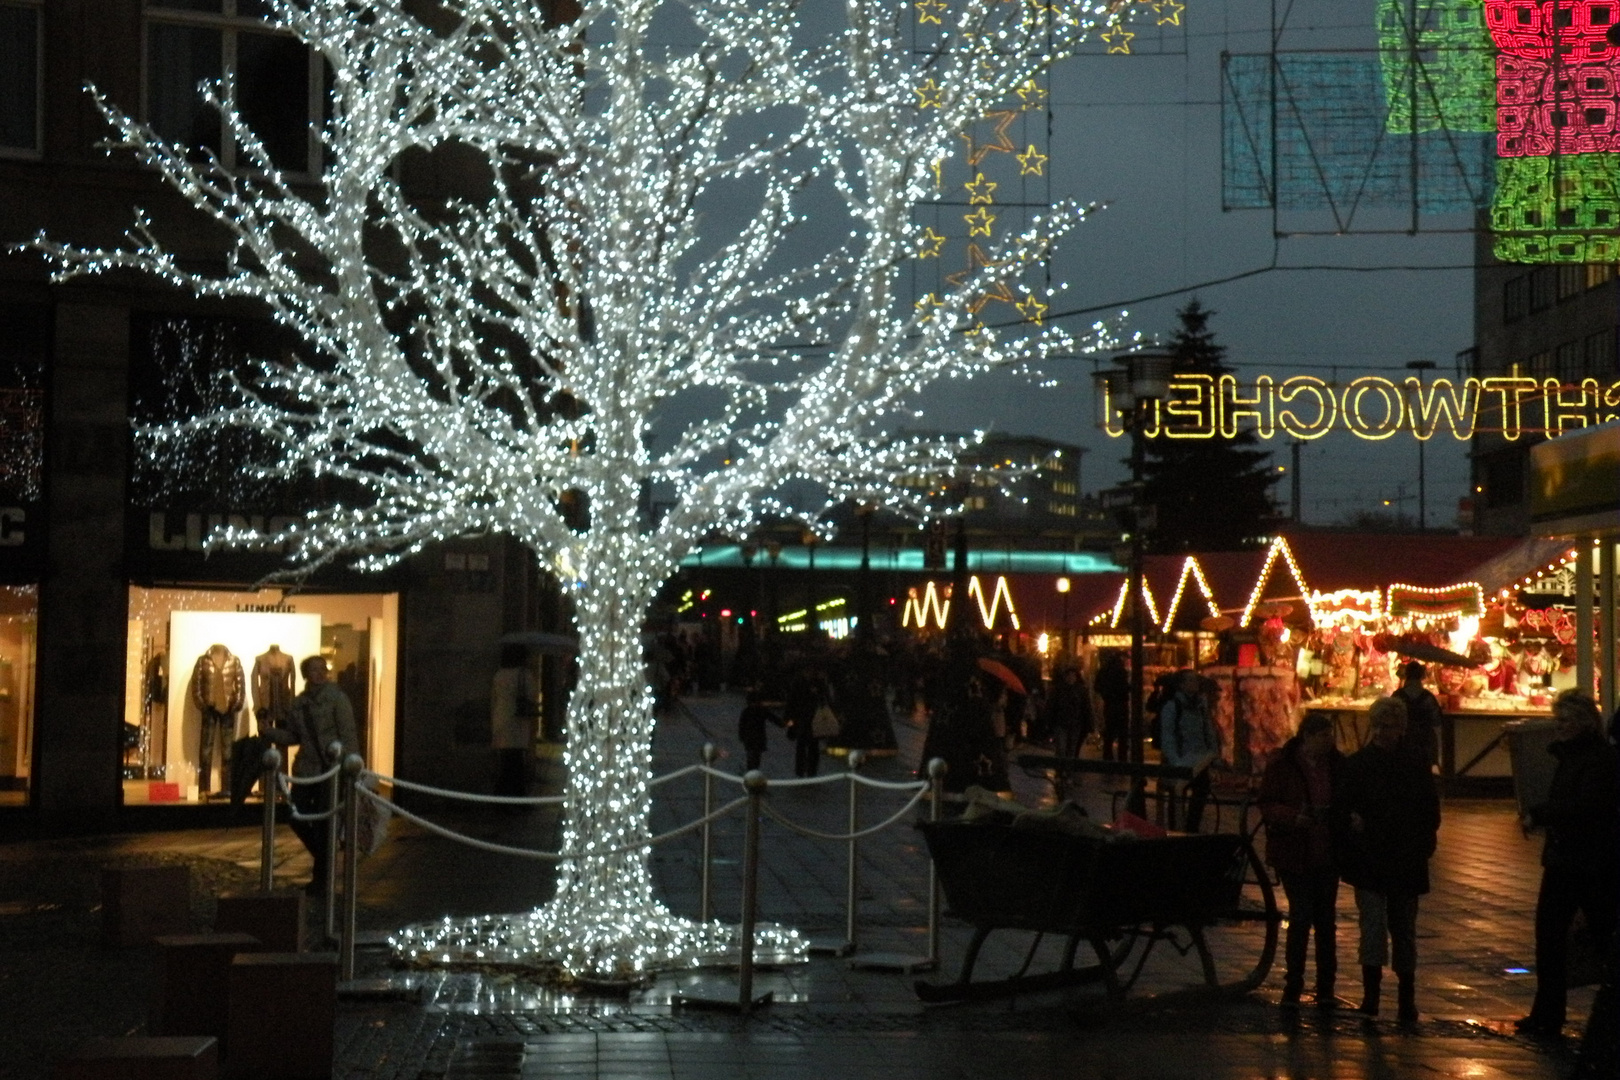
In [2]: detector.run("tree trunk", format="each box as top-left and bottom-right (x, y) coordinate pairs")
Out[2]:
(391, 565), (802, 981)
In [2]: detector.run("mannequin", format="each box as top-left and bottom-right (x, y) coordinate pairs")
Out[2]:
(191, 643), (244, 796)
(252, 644), (296, 731)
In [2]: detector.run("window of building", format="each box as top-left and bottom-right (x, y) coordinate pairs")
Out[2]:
(1528, 350), (1554, 379)
(1586, 263), (1616, 289)
(1556, 264), (1585, 301)
(1556, 340), (1582, 383)
(1529, 267), (1556, 312)
(145, 1), (320, 173)
(1503, 275), (1529, 322)
(0, 1), (41, 156)
(1588, 327), (1618, 375)
(1482, 453), (1525, 510)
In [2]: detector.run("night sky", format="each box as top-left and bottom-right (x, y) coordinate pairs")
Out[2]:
(911, 0), (1479, 528)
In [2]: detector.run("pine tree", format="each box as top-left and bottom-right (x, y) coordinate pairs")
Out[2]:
(1139, 300), (1278, 553)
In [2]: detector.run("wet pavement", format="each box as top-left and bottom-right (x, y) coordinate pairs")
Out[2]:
(0, 692), (1597, 1080)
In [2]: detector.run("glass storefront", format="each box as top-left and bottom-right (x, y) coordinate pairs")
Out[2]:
(0, 585), (36, 807)
(124, 585), (397, 805)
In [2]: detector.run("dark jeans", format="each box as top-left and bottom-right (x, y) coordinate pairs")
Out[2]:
(198, 709), (232, 794)
(744, 745), (764, 773)
(1179, 771), (1211, 833)
(288, 779), (333, 886)
(1280, 868), (1340, 994)
(1530, 865), (1619, 1026)
(1101, 718), (1128, 762)
(794, 735), (820, 777)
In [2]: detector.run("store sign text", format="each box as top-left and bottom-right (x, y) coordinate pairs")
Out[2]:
(1100, 372), (1620, 441)
(0, 506), (23, 546)
(148, 510), (302, 552)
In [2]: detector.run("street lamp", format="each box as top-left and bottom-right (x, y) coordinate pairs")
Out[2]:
(1056, 576), (1071, 659)
(1406, 360), (1436, 530)
(1096, 350), (1174, 765)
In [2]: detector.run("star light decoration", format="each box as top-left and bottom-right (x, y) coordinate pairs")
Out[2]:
(33, 0), (1130, 982)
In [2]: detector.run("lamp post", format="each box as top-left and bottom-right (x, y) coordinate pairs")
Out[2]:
(1056, 576), (1071, 660)
(1098, 351), (1173, 765)
(1406, 360), (1436, 530)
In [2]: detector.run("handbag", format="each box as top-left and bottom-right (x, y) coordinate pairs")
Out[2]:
(811, 703), (841, 739)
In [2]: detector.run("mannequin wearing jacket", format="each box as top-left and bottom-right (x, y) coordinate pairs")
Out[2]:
(252, 645), (297, 731)
(191, 643), (245, 796)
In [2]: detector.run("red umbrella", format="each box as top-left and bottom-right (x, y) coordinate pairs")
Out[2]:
(976, 658), (1027, 695)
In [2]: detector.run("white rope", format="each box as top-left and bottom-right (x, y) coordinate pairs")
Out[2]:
(696, 764), (924, 794)
(283, 761), (343, 786)
(759, 783), (931, 841)
(849, 774), (929, 792)
(648, 762), (704, 788)
(356, 785), (752, 862)
(274, 773), (345, 821)
(363, 771), (570, 806)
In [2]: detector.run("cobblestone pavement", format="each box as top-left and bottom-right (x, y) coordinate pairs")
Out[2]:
(0, 693), (1596, 1080)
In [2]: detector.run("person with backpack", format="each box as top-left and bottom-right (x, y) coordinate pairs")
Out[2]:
(1391, 661), (1444, 771)
(1157, 669), (1219, 832)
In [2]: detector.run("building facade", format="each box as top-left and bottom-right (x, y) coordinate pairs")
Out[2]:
(0, 1), (567, 826)
(1470, 223), (1619, 536)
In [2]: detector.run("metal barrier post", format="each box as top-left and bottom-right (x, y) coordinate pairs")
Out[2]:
(738, 770), (766, 1013)
(700, 742), (717, 923)
(259, 748), (281, 892)
(844, 750), (865, 951)
(339, 753), (364, 981)
(324, 741), (343, 943)
(926, 757), (946, 968)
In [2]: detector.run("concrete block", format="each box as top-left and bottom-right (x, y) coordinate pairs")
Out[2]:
(151, 934), (264, 1045)
(224, 953), (337, 1080)
(54, 1036), (218, 1080)
(212, 892), (305, 954)
(101, 866), (191, 947)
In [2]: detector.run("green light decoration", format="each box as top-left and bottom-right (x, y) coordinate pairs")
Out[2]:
(1491, 152), (1620, 263)
(1378, 0), (1498, 134)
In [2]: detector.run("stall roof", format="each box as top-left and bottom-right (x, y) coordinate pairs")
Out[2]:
(1465, 536), (1582, 595)
(1279, 531), (1522, 594)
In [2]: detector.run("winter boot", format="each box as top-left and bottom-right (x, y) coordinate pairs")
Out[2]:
(1396, 973), (1418, 1025)
(1358, 965), (1382, 1016)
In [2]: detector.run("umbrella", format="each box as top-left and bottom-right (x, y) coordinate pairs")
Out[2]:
(976, 658), (1027, 695)
(1200, 615), (1235, 633)
(1390, 639), (1480, 669)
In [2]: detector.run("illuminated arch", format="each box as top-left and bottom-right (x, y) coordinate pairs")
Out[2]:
(1239, 537), (1313, 627)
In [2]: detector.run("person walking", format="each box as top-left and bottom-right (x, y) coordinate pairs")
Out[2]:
(490, 644), (537, 797)
(1094, 651), (1130, 762)
(736, 690), (780, 773)
(282, 655), (359, 895)
(784, 669), (825, 778)
(1392, 661), (1444, 771)
(1258, 712), (1346, 1007)
(1516, 690), (1618, 1039)
(1045, 666), (1093, 759)
(1158, 669), (1219, 832)
(1339, 695), (1441, 1023)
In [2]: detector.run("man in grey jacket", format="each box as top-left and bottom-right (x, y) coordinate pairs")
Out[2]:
(285, 656), (359, 894)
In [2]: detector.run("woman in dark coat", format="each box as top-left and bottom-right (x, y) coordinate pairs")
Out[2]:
(1258, 712), (1346, 1007)
(1517, 690), (1618, 1039)
(1339, 695), (1441, 1023)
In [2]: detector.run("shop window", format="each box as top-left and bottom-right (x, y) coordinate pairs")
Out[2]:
(0, 304), (46, 807)
(0, 586), (35, 805)
(1588, 327), (1618, 375)
(145, 1), (319, 173)
(1586, 263), (1616, 288)
(1502, 275), (1529, 322)
(123, 585), (398, 804)
(0, 1), (40, 156)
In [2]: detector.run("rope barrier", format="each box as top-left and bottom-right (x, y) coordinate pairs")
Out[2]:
(274, 773), (346, 821)
(284, 761), (343, 786)
(353, 785), (752, 862)
(759, 783), (931, 841)
(364, 771), (571, 806)
(647, 762), (704, 788)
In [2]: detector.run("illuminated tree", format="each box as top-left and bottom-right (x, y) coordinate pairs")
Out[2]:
(33, 0), (1128, 979)
(1139, 300), (1278, 553)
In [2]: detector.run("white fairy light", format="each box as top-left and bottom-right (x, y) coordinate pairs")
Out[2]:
(33, 0), (1138, 981)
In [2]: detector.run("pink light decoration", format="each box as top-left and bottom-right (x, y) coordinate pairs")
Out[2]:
(1487, 1), (1620, 156)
